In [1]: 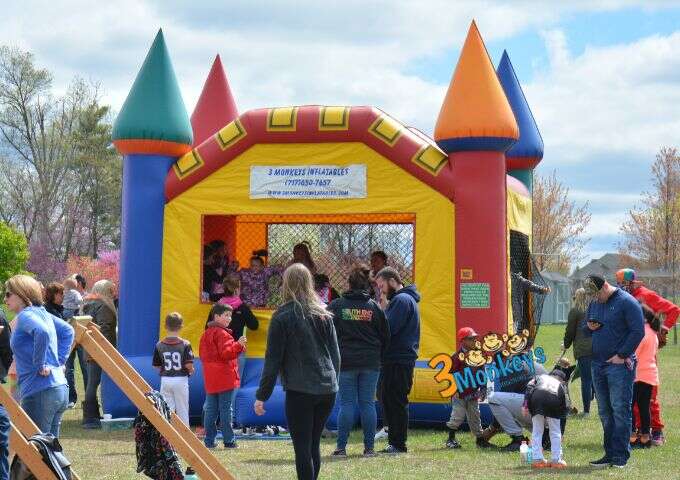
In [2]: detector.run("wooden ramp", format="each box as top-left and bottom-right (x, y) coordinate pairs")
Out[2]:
(0, 385), (81, 480)
(71, 316), (235, 480)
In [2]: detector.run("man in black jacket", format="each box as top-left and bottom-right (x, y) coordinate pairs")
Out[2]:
(375, 267), (420, 454)
(0, 308), (13, 480)
(328, 267), (390, 456)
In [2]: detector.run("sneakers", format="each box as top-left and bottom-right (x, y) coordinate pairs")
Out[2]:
(363, 449), (377, 458)
(445, 430), (461, 449)
(331, 449), (347, 457)
(589, 457), (610, 468)
(652, 430), (665, 446)
(475, 437), (493, 448)
(501, 436), (526, 452)
(375, 427), (389, 440)
(610, 462), (627, 469)
(224, 442), (238, 449)
(550, 460), (568, 469)
(445, 438), (461, 449)
(531, 460), (549, 469)
(380, 445), (406, 454)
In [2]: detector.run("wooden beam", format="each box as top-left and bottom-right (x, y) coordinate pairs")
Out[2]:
(9, 426), (57, 480)
(75, 324), (235, 480)
(0, 382), (81, 480)
(77, 322), (233, 478)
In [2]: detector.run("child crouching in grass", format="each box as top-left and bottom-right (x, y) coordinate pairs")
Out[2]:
(524, 368), (570, 469)
(200, 303), (247, 449)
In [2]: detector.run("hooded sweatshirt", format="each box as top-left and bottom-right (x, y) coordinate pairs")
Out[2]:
(584, 288), (644, 363)
(328, 290), (390, 371)
(218, 295), (259, 339)
(383, 285), (421, 365)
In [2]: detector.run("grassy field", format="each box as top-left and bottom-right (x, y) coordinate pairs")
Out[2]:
(53, 324), (680, 479)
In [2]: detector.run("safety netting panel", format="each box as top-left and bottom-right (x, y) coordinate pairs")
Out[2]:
(203, 213), (415, 308)
(267, 219), (415, 293)
(510, 230), (547, 342)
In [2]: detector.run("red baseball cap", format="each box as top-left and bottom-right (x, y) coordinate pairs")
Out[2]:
(457, 327), (478, 342)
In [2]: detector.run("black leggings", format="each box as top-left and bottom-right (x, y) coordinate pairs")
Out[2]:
(633, 381), (653, 433)
(285, 390), (336, 480)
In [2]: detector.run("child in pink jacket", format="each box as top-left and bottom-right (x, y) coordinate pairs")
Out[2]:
(630, 304), (660, 448)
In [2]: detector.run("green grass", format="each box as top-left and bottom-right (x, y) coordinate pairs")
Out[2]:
(55, 324), (680, 479)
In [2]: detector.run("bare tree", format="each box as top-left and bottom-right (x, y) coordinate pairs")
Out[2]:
(620, 147), (680, 293)
(0, 45), (121, 263)
(532, 171), (591, 274)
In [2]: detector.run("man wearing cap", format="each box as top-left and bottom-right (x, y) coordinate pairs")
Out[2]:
(617, 268), (679, 446)
(583, 274), (644, 469)
(444, 327), (492, 449)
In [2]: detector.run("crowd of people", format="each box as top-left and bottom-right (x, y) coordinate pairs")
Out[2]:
(0, 240), (677, 480)
(0, 272), (119, 479)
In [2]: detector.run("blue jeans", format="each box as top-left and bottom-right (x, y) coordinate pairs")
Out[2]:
(21, 384), (69, 438)
(336, 369), (380, 450)
(592, 360), (635, 466)
(577, 355), (594, 414)
(65, 345), (89, 404)
(0, 405), (9, 480)
(204, 390), (235, 447)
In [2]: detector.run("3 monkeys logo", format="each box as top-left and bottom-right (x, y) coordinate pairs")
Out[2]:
(428, 330), (547, 399)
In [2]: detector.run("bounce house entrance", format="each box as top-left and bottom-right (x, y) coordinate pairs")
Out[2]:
(203, 213), (415, 304)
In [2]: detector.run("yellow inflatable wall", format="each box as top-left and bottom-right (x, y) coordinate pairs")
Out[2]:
(160, 142), (455, 363)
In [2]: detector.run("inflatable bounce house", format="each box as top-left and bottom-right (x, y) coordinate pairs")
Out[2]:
(105, 20), (543, 426)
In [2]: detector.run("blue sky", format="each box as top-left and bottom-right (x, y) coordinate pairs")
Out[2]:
(2, 1), (679, 270)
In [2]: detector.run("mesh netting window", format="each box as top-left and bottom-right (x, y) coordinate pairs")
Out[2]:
(202, 213), (415, 308)
(510, 230), (546, 340)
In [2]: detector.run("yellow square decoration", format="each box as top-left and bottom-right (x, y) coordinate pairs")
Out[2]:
(267, 107), (298, 132)
(319, 106), (350, 131)
(173, 150), (204, 179)
(412, 145), (448, 175)
(215, 118), (246, 150)
(369, 115), (402, 146)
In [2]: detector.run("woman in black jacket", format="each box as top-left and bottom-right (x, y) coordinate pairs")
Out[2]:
(327, 266), (389, 457)
(254, 263), (340, 480)
(0, 308), (12, 479)
(44, 282), (65, 319)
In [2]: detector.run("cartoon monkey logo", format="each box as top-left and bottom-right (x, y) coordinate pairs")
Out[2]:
(459, 349), (489, 367)
(502, 329), (530, 356)
(480, 333), (504, 355)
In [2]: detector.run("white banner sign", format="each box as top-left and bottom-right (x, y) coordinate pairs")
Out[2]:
(250, 165), (367, 200)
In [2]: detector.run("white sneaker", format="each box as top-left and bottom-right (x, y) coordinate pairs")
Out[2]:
(67, 402), (76, 409)
(375, 427), (388, 440)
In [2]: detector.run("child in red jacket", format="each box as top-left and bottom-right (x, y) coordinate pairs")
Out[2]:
(200, 303), (247, 449)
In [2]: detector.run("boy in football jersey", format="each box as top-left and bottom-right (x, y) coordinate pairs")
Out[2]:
(152, 312), (195, 425)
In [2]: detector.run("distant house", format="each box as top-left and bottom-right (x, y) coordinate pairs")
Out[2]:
(570, 252), (674, 297)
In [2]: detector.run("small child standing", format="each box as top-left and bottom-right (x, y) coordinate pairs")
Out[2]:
(200, 303), (247, 449)
(152, 312), (195, 425)
(524, 369), (570, 469)
(630, 304), (660, 448)
(445, 327), (491, 449)
(62, 278), (83, 319)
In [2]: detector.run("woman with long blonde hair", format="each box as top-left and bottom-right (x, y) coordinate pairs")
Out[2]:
(563, 287), (594, 415)
(254, 263), (340, 480)
(5, 274), (74, 437)
(81, 279), (118, 428)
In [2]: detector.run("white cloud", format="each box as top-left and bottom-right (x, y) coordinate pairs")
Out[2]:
(1, 1), (679, 268)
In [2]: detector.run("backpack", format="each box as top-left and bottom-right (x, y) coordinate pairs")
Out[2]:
(133, 391), (184, 480)
(10, 433), (72, 480)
